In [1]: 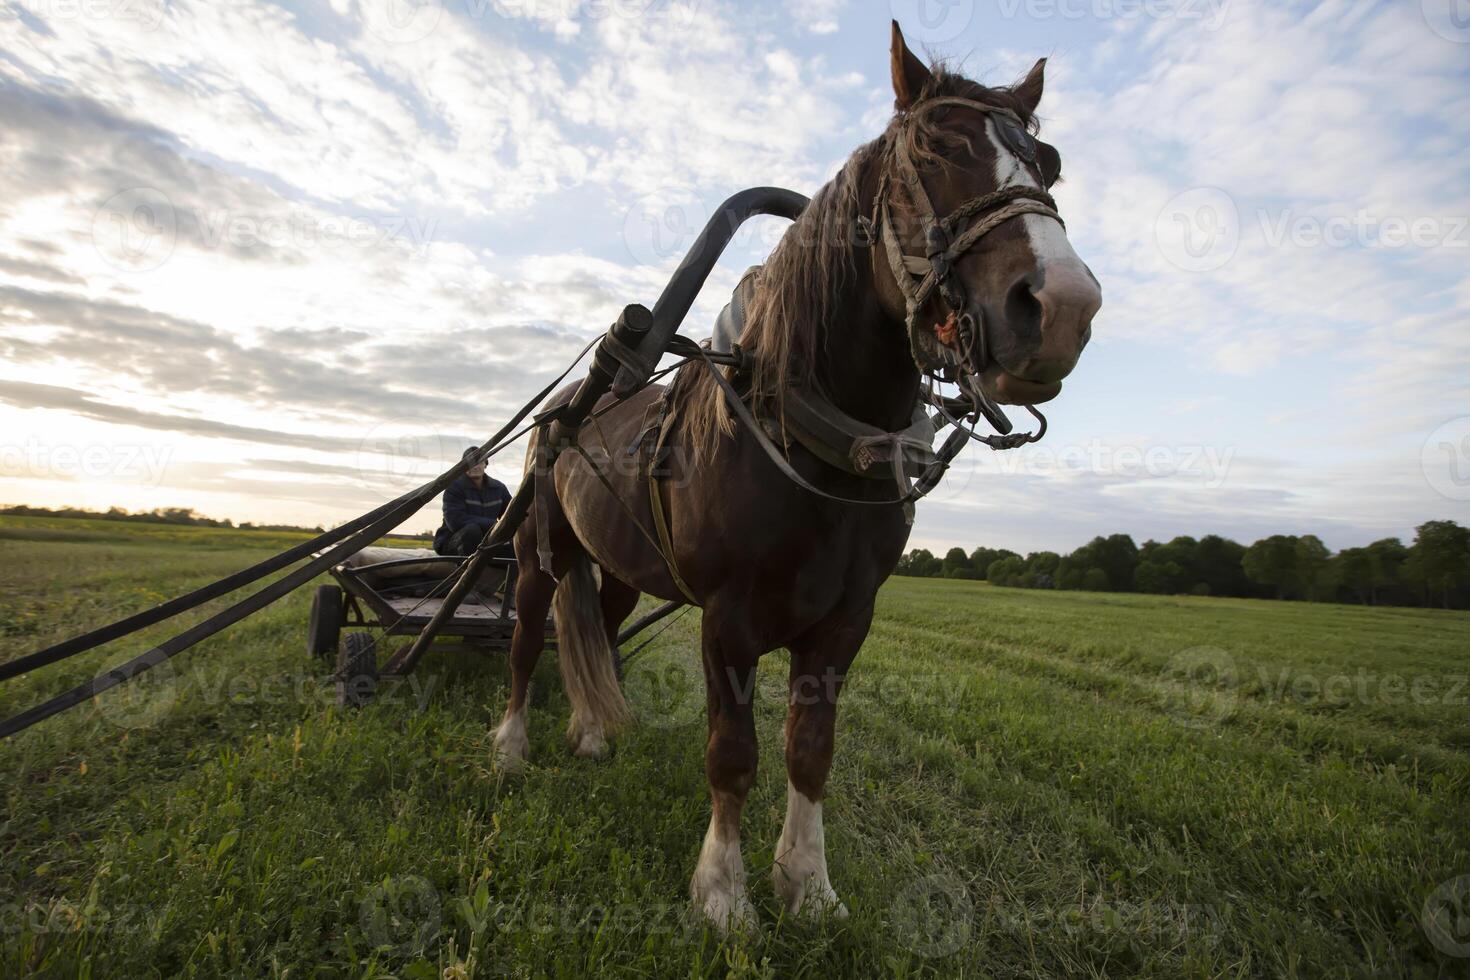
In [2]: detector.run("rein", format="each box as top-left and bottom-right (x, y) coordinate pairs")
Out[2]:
(874, 95), (1064, 438)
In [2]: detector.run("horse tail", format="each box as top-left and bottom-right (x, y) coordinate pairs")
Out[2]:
(552, 553), (632, 756)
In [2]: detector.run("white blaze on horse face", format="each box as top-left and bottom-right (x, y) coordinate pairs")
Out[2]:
(690, 813), (756, 932)
(773, 781), (849, 918)
(983, 116), (1085, 272)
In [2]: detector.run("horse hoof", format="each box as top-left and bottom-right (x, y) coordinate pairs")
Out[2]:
(774, 869), (848, 921)
(694, 890), (758, 935)
(493, 713), (529, 771)
(571, 728), (608, 759)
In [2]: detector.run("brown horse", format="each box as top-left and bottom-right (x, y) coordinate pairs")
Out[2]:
(492, 23), (1101, 931)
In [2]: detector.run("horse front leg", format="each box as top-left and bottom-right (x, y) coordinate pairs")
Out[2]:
(772, 606), (870, 919)
(689, 611), (760, 933)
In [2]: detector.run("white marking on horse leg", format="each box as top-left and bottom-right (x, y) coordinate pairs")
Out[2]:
(493, 705), (529, 771)
(773, 780), (848, 918)
(689, 811), (756, 933)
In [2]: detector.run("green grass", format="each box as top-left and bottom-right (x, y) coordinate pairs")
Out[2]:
(1, 516), (1468, 978)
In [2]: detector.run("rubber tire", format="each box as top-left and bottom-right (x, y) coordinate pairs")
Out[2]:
(308, 585), (343, 662)
(335, 632), (378, 708)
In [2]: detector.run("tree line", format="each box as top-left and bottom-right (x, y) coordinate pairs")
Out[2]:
(0, 504), (325, 534)
(894, 520), (1470, 609)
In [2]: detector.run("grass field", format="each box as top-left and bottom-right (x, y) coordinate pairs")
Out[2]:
(2, 515), (1468, 978)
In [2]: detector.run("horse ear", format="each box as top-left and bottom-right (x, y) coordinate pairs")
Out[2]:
(1014, 57), (1046, 114)
(890, 21), (931, 109)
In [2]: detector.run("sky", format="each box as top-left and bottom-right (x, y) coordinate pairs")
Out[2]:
(0, 0), (1467, 556)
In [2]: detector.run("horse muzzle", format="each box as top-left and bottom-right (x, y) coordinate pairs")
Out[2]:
(983, 259), (1101, 394)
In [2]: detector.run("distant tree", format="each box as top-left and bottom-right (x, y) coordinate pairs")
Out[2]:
(1366, 538), (1409, 605)
(1243, 535), (1299, 600)
(988, 556), (1025, 587)
(1194, 535), (1251, 597)
(1334, 547), (1375, 604)
(895, 548), (942, 577)
(1082, 567), (1110, 591)
(969, 547), (1018, 580)
(1294, 535), (1334, 601)
(1025, 551), (1061, 589)
(941, 547), (973, 578)
(1135, 537), (1198, 594)
(1406, 520), (1470, 608)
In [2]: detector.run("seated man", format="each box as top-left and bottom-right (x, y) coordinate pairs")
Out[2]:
(433, 447), (513, 558)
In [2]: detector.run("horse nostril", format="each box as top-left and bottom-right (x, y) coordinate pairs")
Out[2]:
(1003, 278), (1043, 348)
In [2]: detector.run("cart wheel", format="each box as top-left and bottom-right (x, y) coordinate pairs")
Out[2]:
(308, 585), (343, 661)
(335, 632), (378, 708)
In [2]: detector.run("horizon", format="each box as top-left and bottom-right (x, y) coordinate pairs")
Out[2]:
(3, 1), (1468, 556)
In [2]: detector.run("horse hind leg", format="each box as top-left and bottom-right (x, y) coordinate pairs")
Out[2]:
(493, 552), (555, 772)
(553, 551), (632, 758)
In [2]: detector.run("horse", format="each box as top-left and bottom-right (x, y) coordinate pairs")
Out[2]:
(491, 22), (1102, 931)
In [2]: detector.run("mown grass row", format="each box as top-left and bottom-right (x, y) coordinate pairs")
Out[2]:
(1, 519), (1467, 977)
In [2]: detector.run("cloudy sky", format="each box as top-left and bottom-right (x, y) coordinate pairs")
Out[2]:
(1, 0), (1467, 554)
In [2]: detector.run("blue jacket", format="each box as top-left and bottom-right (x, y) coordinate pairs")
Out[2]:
(435, 473), (510, 547)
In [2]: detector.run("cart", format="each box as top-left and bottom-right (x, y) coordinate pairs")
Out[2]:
(305, 546), (547, 706)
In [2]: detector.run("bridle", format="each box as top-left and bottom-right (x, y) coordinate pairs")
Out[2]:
(870, 95), (1065, 443)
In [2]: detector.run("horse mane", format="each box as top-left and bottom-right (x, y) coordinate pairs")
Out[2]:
(678, 65), (1035, 462)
